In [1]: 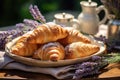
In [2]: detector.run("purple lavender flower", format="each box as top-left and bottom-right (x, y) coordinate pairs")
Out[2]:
(73, 69), (84, 79)
(91, 56), (102, 61)
(73, 60), (102, 80)
(23, 19), (40, 28)
(29, 5), (38, 20)
(34, 5), (46, 22)
(73, 66), (99, 80)
(75, 62), (98, 69)
(0, 29), (25, 49)
(16, 23), (25, 29)
(29, 4), (46, 23)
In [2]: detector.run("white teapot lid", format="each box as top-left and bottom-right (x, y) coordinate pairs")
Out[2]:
(80, 1), (97, 7)
(54, 13), (74, 20)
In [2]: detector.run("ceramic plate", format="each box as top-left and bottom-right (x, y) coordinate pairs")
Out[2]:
(5, 36), (105, 67)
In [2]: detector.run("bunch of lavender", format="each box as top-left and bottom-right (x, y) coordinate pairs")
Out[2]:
(101, 0), (120, 19)
(16, 19), (41, 33)
(0, 29), (24, 49)
(73, 56), (108, 80)
(73, 53), (120, 80)
(0, 19), (41, 49)
(29, 5), (46, 24)
(23, 19), (40, 28)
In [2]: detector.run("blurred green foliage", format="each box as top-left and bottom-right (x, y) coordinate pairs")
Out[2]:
(0, 0), (102, 27)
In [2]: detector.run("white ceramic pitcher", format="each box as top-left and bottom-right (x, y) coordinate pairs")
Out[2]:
(78, 1), (108, 35)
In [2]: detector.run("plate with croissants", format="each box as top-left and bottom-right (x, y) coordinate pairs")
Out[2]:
(5, 22), (105, 67)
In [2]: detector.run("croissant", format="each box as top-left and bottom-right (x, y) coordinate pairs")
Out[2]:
(58, 27), (91, 46)
(25, 22), (68, 44)
(33, 42), (65, 61)
(10, 36), (38, 57)
(65, 42), (100, 59)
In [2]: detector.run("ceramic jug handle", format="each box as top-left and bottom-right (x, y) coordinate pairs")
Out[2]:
(71, 19), (80, 30)
(96, 5), (108, 25)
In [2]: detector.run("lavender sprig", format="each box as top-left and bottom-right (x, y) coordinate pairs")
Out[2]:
(73, 61), (100, 80)
(23, 19), (40, 28)
(0, 19), (40, 49)
(16, 19), (41, 32)
(29, 5), (46, 24)
(15, 23), (25, 30)
(72, 55), (109, 80)
(73, 53), (120, 80)
(0, 30), (24, 49)
(91, 55), (102, 61)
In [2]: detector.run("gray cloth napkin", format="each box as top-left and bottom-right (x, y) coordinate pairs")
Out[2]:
(0, 51), (76, 79)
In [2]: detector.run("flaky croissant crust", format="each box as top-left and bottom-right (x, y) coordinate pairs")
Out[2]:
(25, 23), (68, 44)
(33, 42), (65, 61)
(65, 42), (100, 59)
(10, 37), (38, 57)
(58, 27), (91, 46)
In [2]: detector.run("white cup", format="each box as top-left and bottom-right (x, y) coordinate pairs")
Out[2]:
(54, 13), (80, 29)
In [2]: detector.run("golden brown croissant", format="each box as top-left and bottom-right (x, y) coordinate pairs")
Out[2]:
(58, 27), (91, 46)
(25, 22), (68, 44)
(33, 42), (65, 61)
(65, 42), (100, 59)
(10, 36), (38, 57)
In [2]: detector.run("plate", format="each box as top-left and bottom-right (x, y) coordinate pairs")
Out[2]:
(5, 36), (105, 67)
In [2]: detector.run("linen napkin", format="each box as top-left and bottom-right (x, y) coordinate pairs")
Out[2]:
(0, 51), (76, 79)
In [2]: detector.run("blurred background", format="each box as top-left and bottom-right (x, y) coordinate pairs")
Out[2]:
(0, 0), (102, 27)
